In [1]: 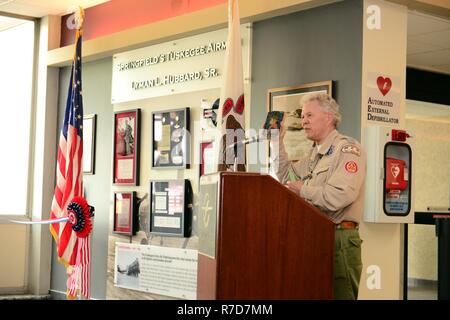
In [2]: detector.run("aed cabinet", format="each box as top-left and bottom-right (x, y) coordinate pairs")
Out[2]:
(364, 126), (414, 223)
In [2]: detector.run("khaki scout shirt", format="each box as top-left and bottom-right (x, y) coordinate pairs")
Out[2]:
(277, 129), (366, 224)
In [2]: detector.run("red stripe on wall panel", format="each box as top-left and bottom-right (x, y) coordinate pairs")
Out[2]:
(60, 0), (226, 47)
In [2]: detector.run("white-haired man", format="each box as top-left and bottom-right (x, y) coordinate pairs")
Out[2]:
(276, 93), (366, 300)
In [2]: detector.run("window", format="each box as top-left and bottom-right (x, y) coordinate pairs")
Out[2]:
(0, 17), (35, 215)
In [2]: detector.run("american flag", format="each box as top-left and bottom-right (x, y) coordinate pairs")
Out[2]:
(49, 28), (90, 300)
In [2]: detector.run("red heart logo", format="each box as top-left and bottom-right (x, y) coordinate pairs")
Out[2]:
(234, 94), (245, 114)
(391, 164), (400, 179)
(222, 98), (233, 117)
(377, 76), (392, 96)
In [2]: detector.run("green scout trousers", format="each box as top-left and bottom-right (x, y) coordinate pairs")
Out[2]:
(334, 229), (363, 300)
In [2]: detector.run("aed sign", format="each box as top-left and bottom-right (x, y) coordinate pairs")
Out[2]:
(365, 72), (401, 126)
(111, 24), (251, 104)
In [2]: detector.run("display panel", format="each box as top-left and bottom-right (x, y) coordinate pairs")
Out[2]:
(113, 191), (138, 236)
(149, 179), (192, 237)
(152, 108), (190, 169)
(113, 109), (141, 185)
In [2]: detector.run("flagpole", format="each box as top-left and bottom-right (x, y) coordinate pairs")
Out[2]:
(74, 6), (90, 301)
(71, 6), (88, 301)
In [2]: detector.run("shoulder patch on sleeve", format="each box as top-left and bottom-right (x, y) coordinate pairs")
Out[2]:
(345, 161), (358, 173)
(341, 144), (361, 157)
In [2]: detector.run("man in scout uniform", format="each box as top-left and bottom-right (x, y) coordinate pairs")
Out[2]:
(275, 92), (366, 300)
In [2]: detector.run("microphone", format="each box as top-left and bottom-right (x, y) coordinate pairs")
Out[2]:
(240, 135), (262, 145)
(225, 134), (264, 149)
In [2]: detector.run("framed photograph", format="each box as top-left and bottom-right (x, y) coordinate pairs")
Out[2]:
(152, 108), (190, 169)
(199, 140), (215, 178)
(267, 80), (333, 162)
(83, 114), (96, 175)
(113, 109), (140, 185)
(113, 191), (138, 236)
(149, 179), (192, 237)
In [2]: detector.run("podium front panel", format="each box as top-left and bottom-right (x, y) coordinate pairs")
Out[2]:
(198, 173), (220, 258)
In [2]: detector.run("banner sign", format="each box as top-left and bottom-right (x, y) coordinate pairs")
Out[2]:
(112, 25), (250, 103)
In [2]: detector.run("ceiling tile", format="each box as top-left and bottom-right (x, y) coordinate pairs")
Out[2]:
(410, 29), (450, 48)
(0, 15), (25, 31)
(408, 11), (450, 36)
(0, 0), (110, 17)
(0, 3), (47, 17)
(407, 39), (442, 55)
(408, 48), (450, 67)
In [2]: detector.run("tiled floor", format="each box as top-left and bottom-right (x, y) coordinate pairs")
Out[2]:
(0, 294), (50, 300)
(407, 279), (438, 300)
(0, 280), (440, 300)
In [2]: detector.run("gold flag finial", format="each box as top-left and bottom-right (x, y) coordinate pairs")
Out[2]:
(66, 5), (85, 31)
(74, 6), (85, 30)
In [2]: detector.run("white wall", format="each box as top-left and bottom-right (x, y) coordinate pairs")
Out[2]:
(406, 101), (450, 281)
(0, 224), (28, 293)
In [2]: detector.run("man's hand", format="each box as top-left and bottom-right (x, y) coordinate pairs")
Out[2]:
(286, 180), (303, 194)
(279, 119), (286, 140)
(269, 119), (286, 147)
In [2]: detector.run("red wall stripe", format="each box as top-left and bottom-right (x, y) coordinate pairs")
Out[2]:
(60, 0), (227, 47)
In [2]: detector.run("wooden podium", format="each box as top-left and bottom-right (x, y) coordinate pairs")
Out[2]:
(197, 172), (335, 299)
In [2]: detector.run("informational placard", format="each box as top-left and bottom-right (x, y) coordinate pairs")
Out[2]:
(365, 72), (401, 126)
(111, 24), (250, 103)
(114, 243), (198, 300)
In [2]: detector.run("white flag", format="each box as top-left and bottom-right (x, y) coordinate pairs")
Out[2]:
(216, 0), (246, 172)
